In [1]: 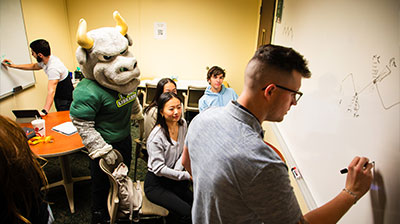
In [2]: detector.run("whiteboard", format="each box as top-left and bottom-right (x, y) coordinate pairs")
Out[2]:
(272, 0), (399, 223)
(0, 0), (35, 99)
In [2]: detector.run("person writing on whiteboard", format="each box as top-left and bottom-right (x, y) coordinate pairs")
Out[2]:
(198, 66), (238, 112)
(2, 39), (74, 114)
(182, 44), (373, 223)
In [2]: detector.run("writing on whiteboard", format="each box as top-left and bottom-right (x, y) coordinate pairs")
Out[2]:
(339, 56), (398, 117)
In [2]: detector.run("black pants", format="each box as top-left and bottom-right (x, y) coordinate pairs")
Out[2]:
(144, 171), (193, 223)
(54, 98), (72, 111)
(90, 135), (132, 211)
(54, 75), (74, 111)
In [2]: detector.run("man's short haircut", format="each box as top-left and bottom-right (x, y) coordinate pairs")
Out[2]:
(29, 39), (51, 56)
(251, 44), (311, 78)
(207, 66), (226, 81)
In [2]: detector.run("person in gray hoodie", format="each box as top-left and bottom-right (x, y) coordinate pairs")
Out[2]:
(198, 66), (238, 112)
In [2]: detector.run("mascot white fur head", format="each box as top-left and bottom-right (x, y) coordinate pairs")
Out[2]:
(76, 11), (140, 94)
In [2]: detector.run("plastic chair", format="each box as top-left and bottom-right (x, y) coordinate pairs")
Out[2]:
(143, 83), (157, 107)
(99, 150), (124, 224)
(99, 150), (169, 224)
(182, 85), (206, 113)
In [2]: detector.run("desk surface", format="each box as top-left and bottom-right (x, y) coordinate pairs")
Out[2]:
(21, 111), (88, 214)
(21, 111), (84, 158)
(139, 78), (208, 90)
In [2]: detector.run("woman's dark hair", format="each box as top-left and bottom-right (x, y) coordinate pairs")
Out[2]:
(0, 115), (48, 223)
(206, 66), (226, 81)
(29, 39), (51, 56)
(156, 92), (183, 145)
(143, 78), (177, 114)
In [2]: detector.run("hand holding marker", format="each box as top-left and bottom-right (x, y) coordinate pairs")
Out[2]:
(340, 161), (375, 174)
(2, 59), (12, 66)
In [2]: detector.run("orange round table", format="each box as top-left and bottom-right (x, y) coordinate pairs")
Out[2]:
(21, 111), (90, 214)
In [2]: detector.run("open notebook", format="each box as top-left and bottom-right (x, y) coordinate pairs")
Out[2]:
(52, 121), (77, 136)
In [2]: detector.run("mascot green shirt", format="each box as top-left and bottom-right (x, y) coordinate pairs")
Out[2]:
(70, 78), (136, 143)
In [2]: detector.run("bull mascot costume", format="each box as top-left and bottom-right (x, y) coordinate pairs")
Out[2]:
(70, 11), (143, 223)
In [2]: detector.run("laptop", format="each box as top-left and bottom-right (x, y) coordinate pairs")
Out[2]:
(12, 109), (42, 123)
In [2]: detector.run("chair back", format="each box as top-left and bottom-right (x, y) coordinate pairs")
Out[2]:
(143, 83), (157, 107)
(183, 85), (206, 113)
(100, 149), (168, 223)
(99, 150), (124, 224)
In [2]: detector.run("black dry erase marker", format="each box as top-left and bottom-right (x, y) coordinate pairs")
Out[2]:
(340, 161), (374, 174)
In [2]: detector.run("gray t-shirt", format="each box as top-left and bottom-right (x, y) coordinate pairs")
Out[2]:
(38, 55), (68, 81)
(147, 121), (191, 181)
(185, 101), (302, 224)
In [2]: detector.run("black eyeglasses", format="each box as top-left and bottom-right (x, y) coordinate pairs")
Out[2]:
(262, 84), (303, 102)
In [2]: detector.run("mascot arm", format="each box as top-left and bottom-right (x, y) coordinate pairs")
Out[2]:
(131, 97), (144, 120)
(70, 115), (117, 164)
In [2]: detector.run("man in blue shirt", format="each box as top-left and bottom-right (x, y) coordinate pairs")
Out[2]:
(198, 66), (238, 112)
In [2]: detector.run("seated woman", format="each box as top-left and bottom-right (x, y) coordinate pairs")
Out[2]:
(198, 66), (238, 112)
(0, 115), (54, 224)
(144, 92), (192, 224)
(143, 78), (178, 143)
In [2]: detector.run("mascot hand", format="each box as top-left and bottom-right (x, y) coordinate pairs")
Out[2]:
(103, 150), (118, 165)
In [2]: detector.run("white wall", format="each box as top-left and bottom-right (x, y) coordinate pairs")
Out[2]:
(272, 0), (400, 223)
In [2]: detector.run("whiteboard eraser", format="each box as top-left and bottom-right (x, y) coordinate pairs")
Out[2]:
(13, 86), (22, 93)
(291, 167), (302, 179)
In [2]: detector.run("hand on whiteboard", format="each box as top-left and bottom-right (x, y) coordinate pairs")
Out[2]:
(344, 156), (373, 202)
(2, 59), (13, 67)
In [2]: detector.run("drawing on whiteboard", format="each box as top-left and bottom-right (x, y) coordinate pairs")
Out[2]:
(371, 55), (380, 81)
(339, 73), (361, 117)
(282, 26), (293, 40)
(339, 56), (399, 117)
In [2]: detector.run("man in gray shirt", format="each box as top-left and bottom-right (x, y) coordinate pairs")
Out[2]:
(183, 44), (373, 224)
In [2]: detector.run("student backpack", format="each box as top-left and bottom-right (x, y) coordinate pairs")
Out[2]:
(112, 162), (143, 222)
